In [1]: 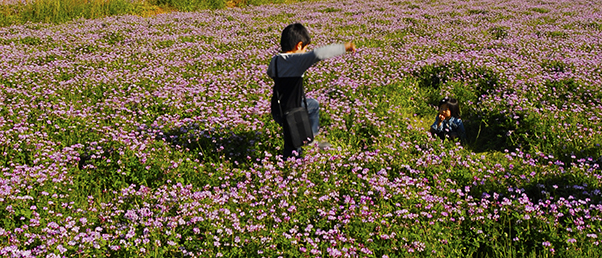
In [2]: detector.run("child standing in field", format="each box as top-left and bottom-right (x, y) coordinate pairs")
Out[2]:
(267, 23), (356, 159)
(430, 97), (466, 143)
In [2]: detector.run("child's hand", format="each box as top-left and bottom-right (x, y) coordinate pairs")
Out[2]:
(345, 41), (356, 52)
(437, 114), (445, 125)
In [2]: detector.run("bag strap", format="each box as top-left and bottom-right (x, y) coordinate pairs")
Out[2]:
(273, 56), (309, 118)
(275, 57), (284, 118)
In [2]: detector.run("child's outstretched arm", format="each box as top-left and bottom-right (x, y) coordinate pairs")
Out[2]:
(269, 42), (355, 78)
(312, 43), (351, 60)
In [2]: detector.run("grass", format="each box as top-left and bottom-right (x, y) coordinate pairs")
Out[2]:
(0, 0), (308, 26)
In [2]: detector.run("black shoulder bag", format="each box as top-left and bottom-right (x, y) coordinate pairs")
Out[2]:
(274, 57), (314, 149)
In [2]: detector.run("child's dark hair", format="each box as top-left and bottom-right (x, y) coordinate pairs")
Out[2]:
(280, 23), (311, 52)
(439, 97), (461, 118)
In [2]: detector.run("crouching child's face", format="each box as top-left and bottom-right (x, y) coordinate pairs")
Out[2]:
(438, 104), (452, 120)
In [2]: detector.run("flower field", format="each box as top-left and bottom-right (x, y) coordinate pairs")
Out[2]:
(1, 0), (602, 256)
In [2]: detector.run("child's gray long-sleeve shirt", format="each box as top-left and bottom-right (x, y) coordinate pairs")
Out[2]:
(266, 44), (346, 78)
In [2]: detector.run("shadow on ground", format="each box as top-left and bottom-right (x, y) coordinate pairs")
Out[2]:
(156, 122), (278, 165)
(462, 118), (512, 153)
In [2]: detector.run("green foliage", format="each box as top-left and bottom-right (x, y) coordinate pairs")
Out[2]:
(511, 78), (602, 161)
(74, 144), (168, 194)
(586, 21), (602, 30)
(535, 30), (567, 38)
(489, 26), (509, 40)
(467, 9), (488, 15)
(246, 0), (285, 6)
(156, 39), (176, 48)
(318, 7), (340, 13)
(103, 31), (125, 45)
(20, 36), (43, 45)
(150, 0), (223, 12)
(413, 62), (501, 98)
(540, 59), (573, 73)
(530, 7), (549, 13)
